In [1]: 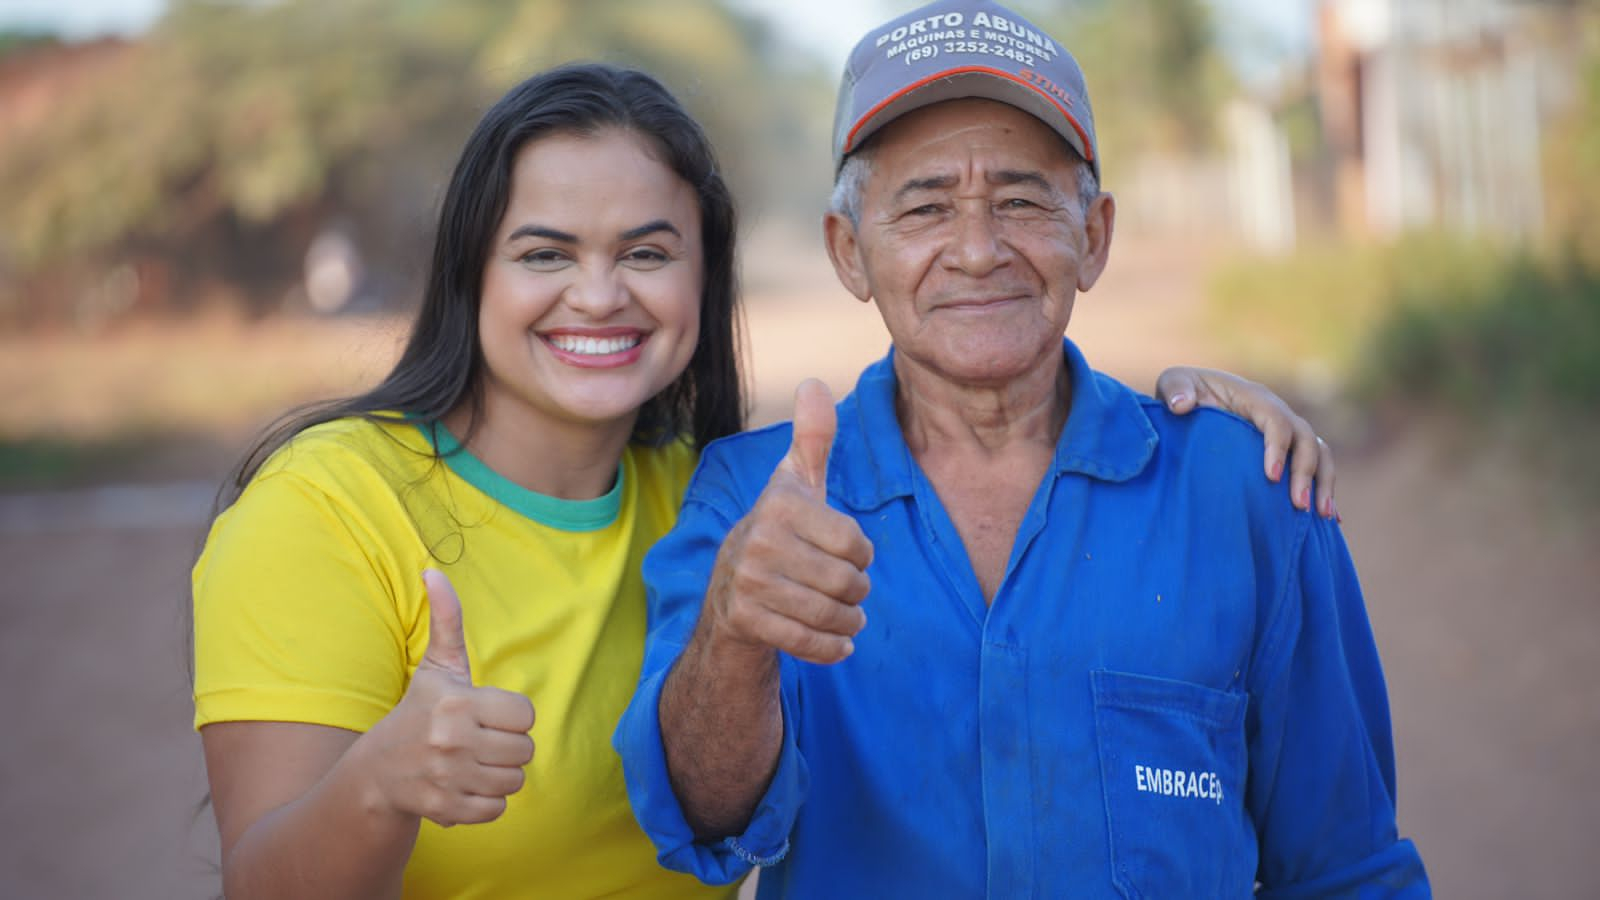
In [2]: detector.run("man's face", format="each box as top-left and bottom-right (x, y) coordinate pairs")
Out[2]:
(825, 98), (1113, 389)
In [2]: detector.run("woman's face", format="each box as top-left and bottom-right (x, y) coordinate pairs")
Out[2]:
(475, 128), (703, 438)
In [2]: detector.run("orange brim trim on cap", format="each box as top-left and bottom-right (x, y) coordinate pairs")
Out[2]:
(844, 65), (1095, 162)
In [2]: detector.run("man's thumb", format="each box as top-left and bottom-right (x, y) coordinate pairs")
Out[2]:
(786, 379), (836, 496)
(421, 568), (472, 683)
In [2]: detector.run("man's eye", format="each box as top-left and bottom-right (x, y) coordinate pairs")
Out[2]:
(905, 204), (942, 217)
(1000, 198), (1038, 210)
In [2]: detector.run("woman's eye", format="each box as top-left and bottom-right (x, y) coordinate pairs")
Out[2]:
(519, 249), (569, 268)
(622, 247), (670, 267)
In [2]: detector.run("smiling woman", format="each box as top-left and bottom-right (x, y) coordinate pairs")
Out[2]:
(189, 63), (745, 900)
(465, 129), (705, 495)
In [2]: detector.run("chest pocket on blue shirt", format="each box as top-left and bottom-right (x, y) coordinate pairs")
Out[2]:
(1090, 669), (1253, 899)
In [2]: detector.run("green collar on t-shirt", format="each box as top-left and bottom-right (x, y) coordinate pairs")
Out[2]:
(415, 422), (623, 532)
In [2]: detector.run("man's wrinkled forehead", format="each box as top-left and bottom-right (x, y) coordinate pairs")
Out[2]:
(864, 98), (1082, 178)
(888, 168), (1058, 206)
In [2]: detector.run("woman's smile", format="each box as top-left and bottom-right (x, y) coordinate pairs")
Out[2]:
(540, 328), (650, 367)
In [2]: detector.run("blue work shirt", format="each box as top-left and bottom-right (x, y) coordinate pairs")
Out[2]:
(615, 340), (1429, 898)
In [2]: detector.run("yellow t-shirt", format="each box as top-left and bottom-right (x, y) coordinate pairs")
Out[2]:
(193, 415), (731, 900)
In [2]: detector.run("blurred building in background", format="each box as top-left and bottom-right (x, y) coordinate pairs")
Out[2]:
(1119, 0), (1592, 254)
(1317, 0), (1584, 242)
(1112, 98), (1298, 253)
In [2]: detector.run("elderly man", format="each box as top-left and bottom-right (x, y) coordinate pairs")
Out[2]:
(615, 1), (1429, 896)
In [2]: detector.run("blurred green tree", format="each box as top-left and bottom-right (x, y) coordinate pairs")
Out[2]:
(1545, 13), (1600, 267)
(0, 30), (58, 58)
(0, 0), (830, 326)
(1032, 0), (1236, 166)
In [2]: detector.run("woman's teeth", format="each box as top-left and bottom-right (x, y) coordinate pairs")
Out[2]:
(548, 334), (641, 355)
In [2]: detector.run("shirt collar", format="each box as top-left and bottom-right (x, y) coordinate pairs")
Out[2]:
(832, 338), (1158, 512)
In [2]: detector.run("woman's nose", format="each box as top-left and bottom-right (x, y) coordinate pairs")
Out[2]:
(565, 264), (628, 318)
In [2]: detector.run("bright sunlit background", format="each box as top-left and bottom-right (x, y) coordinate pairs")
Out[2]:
(2, 2), (1597, 898)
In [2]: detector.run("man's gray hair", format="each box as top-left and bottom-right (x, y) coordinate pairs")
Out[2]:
(828, 145), (1102, 228)
(829, 150), (874, 227)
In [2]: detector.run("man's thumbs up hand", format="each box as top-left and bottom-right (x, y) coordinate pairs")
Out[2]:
(780, 378), (837, 497)
(366, 570), (536, 828)
(700, 380), (873, 666)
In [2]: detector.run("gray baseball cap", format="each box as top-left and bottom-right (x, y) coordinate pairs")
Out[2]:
(832, 0), (1098, 179)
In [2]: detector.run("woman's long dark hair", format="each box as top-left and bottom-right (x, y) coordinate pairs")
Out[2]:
(219, 62), (746, 509)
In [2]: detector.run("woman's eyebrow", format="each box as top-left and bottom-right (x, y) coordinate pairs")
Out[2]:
(619, 219), (681, 242)
(507, 224), (578, 243)
(505, 221), (681, 243)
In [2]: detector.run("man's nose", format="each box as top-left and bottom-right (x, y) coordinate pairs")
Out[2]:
(944, 205), (1007, 276)
(565, 264), (629, 318)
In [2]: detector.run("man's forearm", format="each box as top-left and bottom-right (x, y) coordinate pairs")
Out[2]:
(658, 627), (785, 839)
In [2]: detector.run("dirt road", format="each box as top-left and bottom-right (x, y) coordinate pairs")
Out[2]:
(3, 238), (1596, 897)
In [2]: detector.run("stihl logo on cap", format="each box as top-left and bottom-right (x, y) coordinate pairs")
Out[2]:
(1020, 69), (1074, 108)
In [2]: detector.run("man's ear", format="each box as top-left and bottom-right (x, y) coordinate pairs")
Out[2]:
(823, 211), (873, 304)
(1077, 190), (1116, 293)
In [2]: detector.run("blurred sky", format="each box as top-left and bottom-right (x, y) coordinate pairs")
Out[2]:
(0, 0), (1315, 84)
(0, 0), (167, 39)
